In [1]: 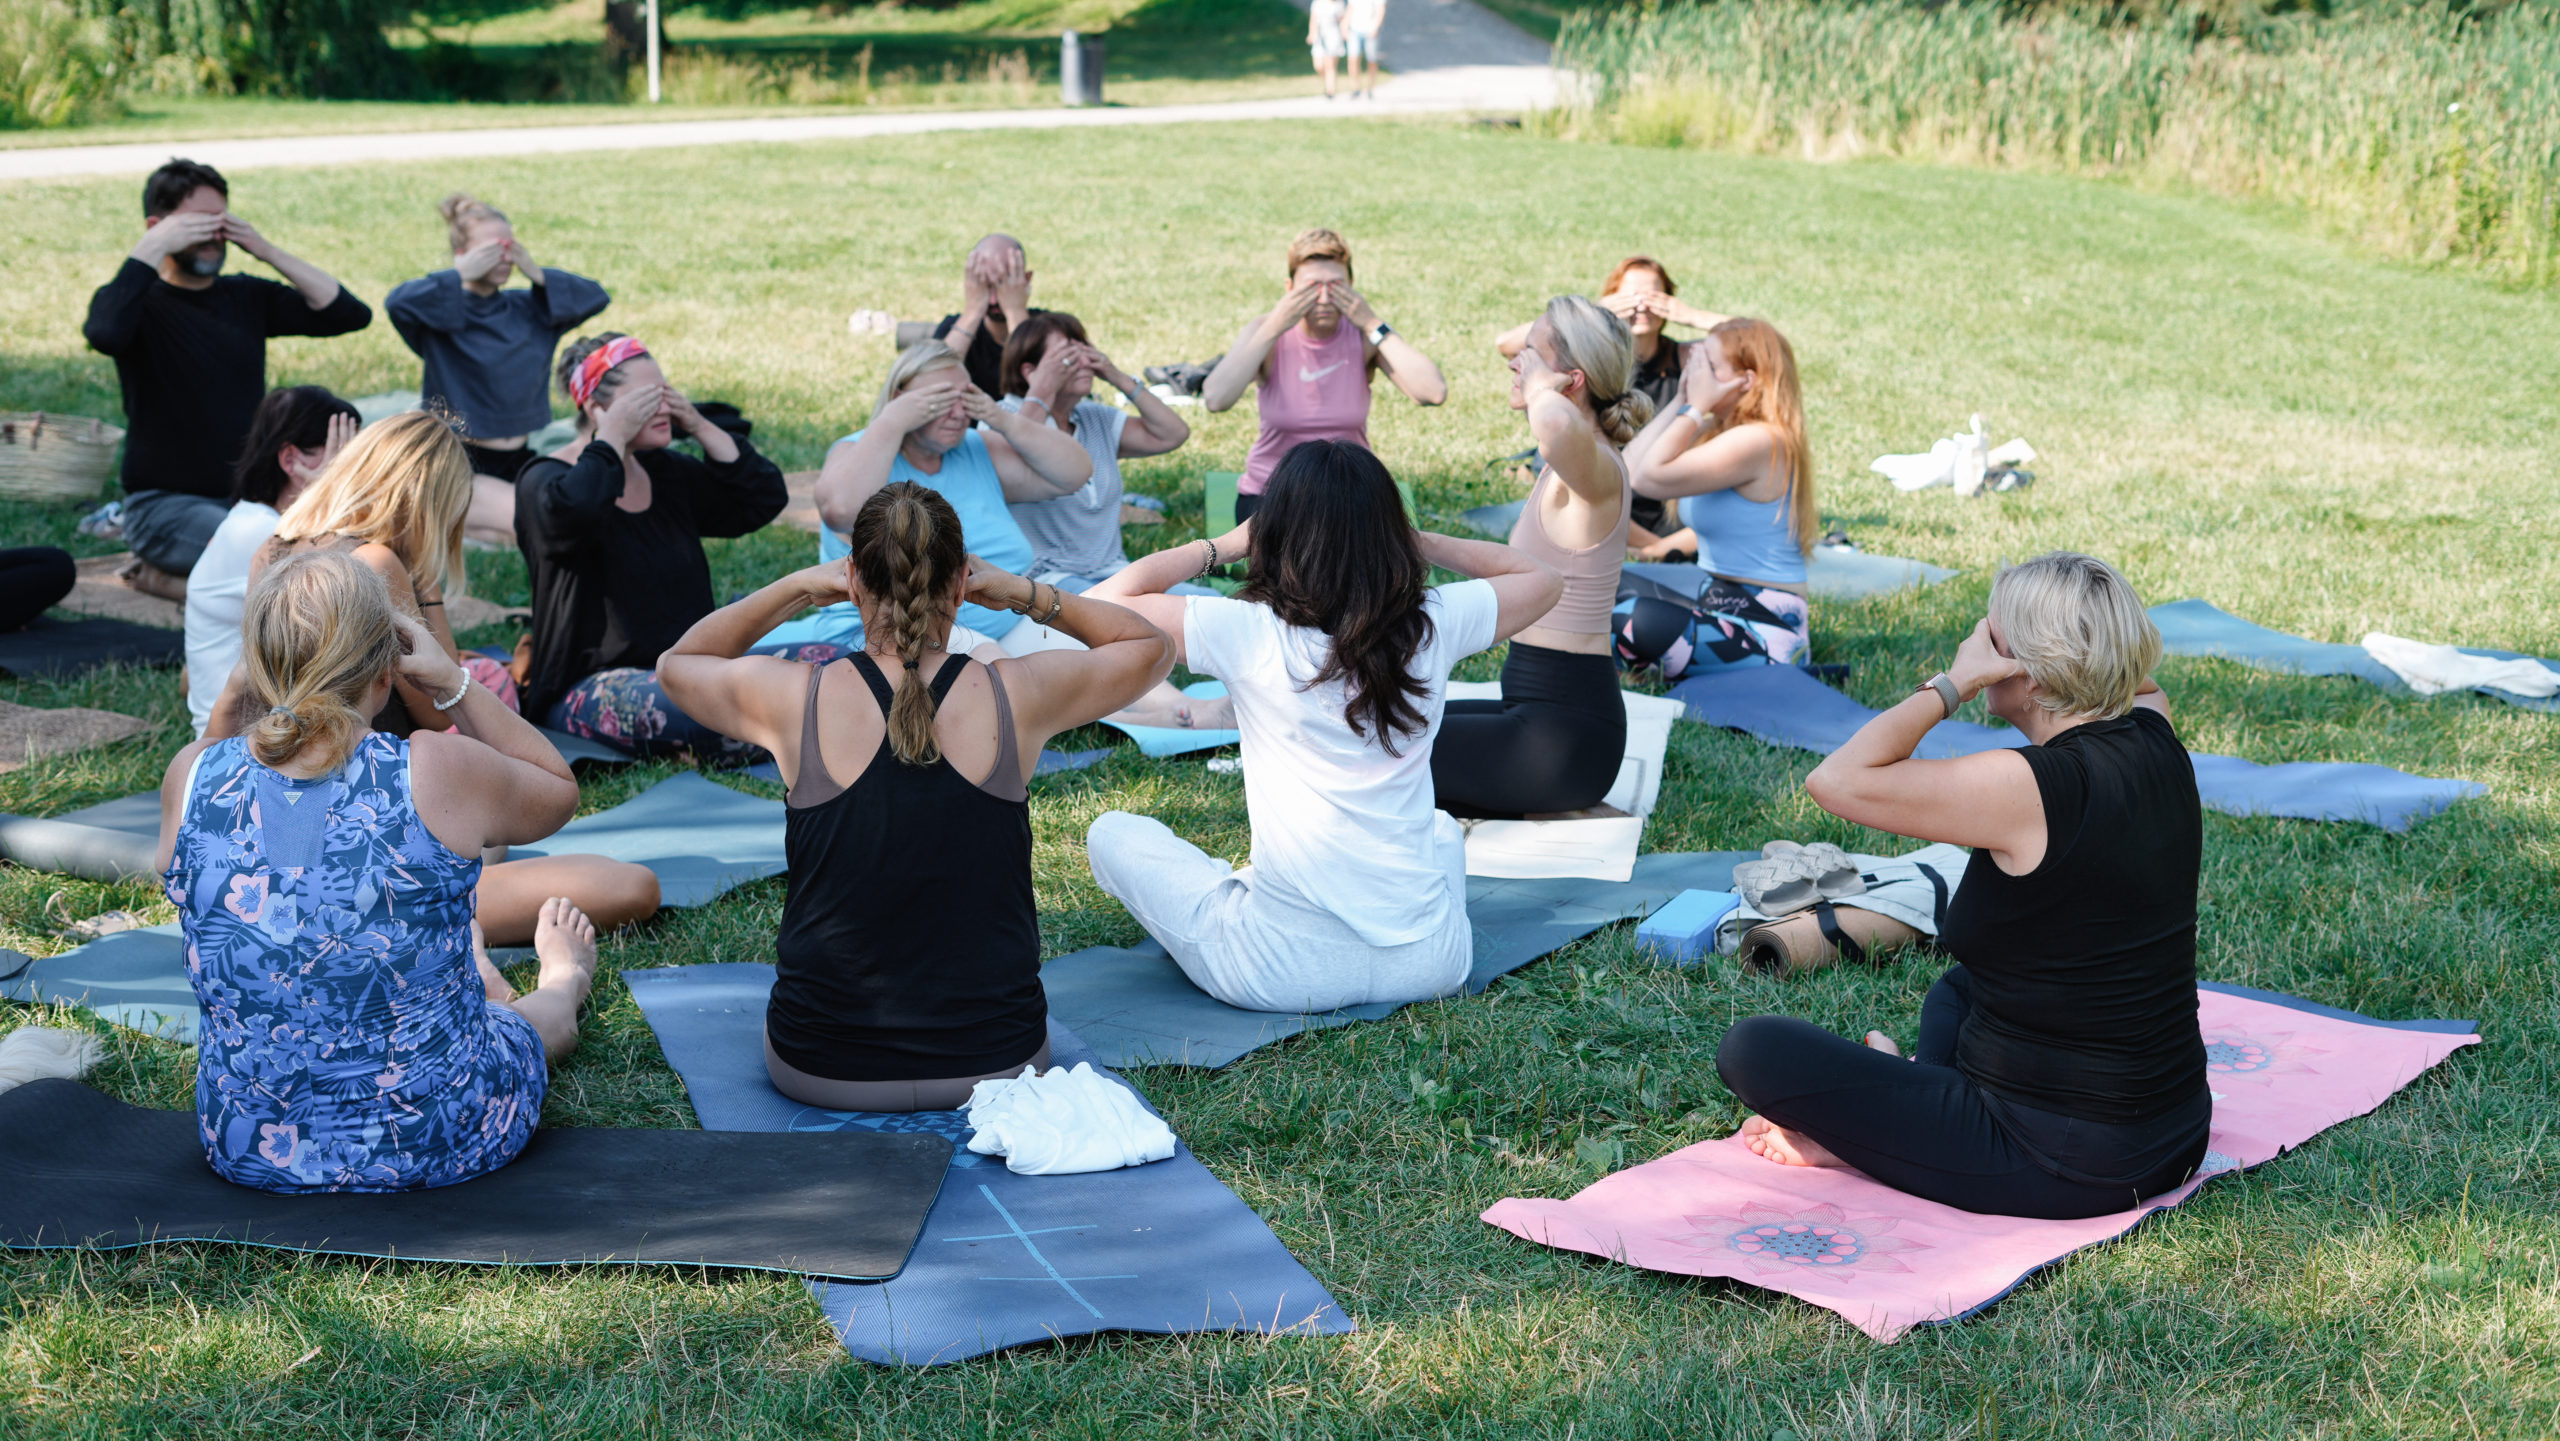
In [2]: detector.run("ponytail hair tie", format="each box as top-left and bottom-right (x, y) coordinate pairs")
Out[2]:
(902, 659), (921, 671)
(266, 704), (300, 724)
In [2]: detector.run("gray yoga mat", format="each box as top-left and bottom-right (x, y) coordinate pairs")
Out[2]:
(1624, 548), (1958, 605)
(508, 772), (786, 907)
(0, 1078), (949, 1281)
(2151, 599), (2560, 712)
(0, 789), (162, 882)
(1042, 850), (1757, 1068)
(0, 925), (195, 1041)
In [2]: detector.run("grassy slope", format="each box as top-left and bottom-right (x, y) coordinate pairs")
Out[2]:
(0, 0), (1317, 151)
(3, 122), (2559, 1436)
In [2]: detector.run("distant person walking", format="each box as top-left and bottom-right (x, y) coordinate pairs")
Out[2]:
(1309, 0), (1350, 99)
(387, 192), (611, 546)
(83, 159), (371, 581)
(1347, 0), (1387, 98)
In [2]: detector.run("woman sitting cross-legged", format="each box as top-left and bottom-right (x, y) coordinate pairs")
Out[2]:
(516, 333), (800, 760)
(1621, 317), (1816, 674)
(1433, 295), (1653, 818)
(1716, 552), (2208, 1220)
(656, 482), (1172, 1111)
(154, 550), (602, 1192)
(1084, 441), (1562, 1013)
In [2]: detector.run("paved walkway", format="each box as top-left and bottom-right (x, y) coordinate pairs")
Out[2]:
(0, 0), (1550, 181)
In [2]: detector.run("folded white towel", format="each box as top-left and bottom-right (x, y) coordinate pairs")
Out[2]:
(1872, 417), (2035, 495)
(2361, 633), (2560, 698)
(964, 1062), (1178, 1176)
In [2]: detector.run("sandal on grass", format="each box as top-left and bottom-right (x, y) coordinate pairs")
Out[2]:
(1760, 840), (1866, 900)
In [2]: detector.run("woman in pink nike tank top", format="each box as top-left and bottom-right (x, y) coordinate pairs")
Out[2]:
(1202, 228), (1446, 519)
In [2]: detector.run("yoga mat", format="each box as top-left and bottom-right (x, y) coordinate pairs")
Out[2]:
(1447, 682), (1684, 882)
(509, 773), (786, 907)
(1669, 664), (2483, 831)
(0, 799), (160, 883)
(0, 1078), (948, 1281)
(2152, 599), (2560, 712)
(1098, 680), (1239, 759)
(538, 726), (637, 768)
(622, 963), (1355, 1365)
(1624, 547), (1958, 605)
(1044, 850), (1758, 1068)
(0, 925), (195, 1041)
(0, 615), (183, 678)
(739, 747), (1113, 788)
(1483, 983), (2478, 1342)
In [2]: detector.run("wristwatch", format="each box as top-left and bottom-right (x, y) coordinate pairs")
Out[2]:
(1917, 672), (1961, 719)
(1367, 320), (1393, 347)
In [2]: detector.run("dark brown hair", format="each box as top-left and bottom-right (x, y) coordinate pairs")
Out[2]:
(849, 481), (969, 765)
(144, 159), (225, 219)
(1237, 441), (1434, 754)
(999, 311), (1091, 398)
(230, 386), (358, 508)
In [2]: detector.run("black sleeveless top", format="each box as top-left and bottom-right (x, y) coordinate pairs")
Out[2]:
(767, 652), (1044, 1082)
(1936, 707), (2208, 1126)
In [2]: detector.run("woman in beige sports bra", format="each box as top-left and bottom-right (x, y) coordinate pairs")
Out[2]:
(1431, 295), (1655, 816)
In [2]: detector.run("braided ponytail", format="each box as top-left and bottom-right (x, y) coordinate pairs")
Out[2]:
(850, 481), (968, 766)
(241, 550), (402, 773)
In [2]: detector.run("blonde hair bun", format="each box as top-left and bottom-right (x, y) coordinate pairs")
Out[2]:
(242, 550), (403, 773)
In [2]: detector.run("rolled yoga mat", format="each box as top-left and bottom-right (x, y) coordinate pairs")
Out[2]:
(1042, 850), (1759, 1069)
(0, 1078), (950, 1280)
(624, 963), (1356, 1365)
(1669, 663), (2484, 831)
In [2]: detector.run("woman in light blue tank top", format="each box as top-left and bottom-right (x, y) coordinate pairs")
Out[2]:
(154, 549), (603, 1193)
(1623, 317), (1816, 669)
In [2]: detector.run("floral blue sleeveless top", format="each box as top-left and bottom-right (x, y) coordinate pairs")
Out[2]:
(164, 734), (546, 1193)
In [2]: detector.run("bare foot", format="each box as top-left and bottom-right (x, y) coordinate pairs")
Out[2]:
(472, 921), (518, 1004)
(1739, 1114), (1849, 1168)
(532, 897), (599, 1006)
(1864, 1030), (1903, 1058)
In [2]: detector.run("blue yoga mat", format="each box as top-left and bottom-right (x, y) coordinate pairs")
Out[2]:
(2151, 599), (2560, 712)
(622, 963), (1355, 1365)
(1044, 850), (1756, 1068)
(740, 747), (1112, 788)
(509, 773), (786, 907)
(0, 925), (196, 1042)
(1625, 548), (1958, 606)
(1097, 680), (1238, 759)
(1669, 664), (2483, 831)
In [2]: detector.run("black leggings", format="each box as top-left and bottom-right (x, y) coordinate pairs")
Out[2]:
(1431, 641), (1627, 818)
(0, 547), (75, 632)
(1716, 966), (2211, 1219)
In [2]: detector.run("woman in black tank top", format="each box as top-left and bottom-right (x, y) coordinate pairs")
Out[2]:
(1716, 552), (2211, 1219)
(655, 481), (1173, 1111)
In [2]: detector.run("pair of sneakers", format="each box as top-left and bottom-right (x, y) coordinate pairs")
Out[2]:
(1731, 840), (1866, 917)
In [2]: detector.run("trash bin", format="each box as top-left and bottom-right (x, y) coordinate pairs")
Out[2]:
(1061, 30), (1106, 107)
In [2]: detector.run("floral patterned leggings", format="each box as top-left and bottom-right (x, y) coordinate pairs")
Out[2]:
(546, 643), (846, 764)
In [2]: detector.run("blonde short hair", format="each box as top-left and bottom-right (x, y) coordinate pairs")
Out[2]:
(1988, 551), (2163, 718)
(879, 338), (965, 416)
(272, 410), (471, 603)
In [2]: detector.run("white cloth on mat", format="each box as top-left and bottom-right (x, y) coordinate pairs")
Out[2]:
(1448, 684), (1685, 883)
(964, 1061), (1177, 1175)
(1178, 580), (1500, 947)
(1714, 842), (1971, 953)
(1087, 809), (1471, 1013)
(2360, 632), (2560, 698)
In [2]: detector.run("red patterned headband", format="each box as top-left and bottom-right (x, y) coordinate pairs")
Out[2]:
(569, 336), (650, 409)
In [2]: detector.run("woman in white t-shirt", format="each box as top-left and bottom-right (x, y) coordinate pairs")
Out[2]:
(184, 386), (357, 735)
(1085, 440), (1562, 1012)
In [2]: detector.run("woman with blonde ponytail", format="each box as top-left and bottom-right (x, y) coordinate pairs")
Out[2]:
(658, 481), (1171, 1111)
(1430, 294), (1651, 817)
(153, 549), (606, 1194)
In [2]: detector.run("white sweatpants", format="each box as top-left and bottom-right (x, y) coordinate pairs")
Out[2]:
(1085, 810), (1472, 1013)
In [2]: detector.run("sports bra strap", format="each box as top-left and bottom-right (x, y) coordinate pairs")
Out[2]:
(981, 665), (1027, 804)
(793, 651), (1023, 806)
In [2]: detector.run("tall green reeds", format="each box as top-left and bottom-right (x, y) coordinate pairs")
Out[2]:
(1549, 1), (2560, 287)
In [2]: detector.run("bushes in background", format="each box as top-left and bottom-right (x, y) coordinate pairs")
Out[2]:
(1547, 1), (2560, 287)
(0, 0), (121, 127)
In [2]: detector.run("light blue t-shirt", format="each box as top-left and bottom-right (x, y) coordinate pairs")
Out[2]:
(776, 429), (1037, 649)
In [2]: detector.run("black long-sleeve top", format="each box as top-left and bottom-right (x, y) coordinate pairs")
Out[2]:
(513, 435), (788, 720)
(82, 259), (373, 500)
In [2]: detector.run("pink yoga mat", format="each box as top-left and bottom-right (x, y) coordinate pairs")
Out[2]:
(1483, 984), (2477, 1341)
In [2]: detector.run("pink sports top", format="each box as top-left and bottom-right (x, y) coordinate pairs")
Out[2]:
(1242, 320), (1372, 493)
(1508, 456), (1631, 637)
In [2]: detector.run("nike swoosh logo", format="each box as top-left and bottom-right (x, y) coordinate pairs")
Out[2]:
(1298, 362), (1346, 383)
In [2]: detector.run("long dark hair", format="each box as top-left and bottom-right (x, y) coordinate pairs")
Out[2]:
(230, 385), (358, 507)
(1237, 441), (1434, 754)
(849, 481), (968, 766)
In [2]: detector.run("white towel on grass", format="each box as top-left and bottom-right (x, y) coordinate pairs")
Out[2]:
(2360, 633), (2560, 699)
(965, 1062), (1178, 1176)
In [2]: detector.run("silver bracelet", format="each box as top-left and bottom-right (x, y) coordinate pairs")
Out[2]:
(432, 666), (472, 712)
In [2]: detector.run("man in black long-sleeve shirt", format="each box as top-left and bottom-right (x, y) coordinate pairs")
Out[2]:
(83, 159), (371, 576)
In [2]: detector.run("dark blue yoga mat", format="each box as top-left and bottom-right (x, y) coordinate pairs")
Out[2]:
(2151, 599), (2560, 712)
(1043, 851), (1757, 1069)
(509, 773), (785, 907)
(1669, 664), (2483, 831)
(622, 963), (1354, 1365)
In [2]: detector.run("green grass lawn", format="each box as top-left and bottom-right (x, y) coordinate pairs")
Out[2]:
(0, 0), (1319, 150)
(5, 120), (2559, 1435)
